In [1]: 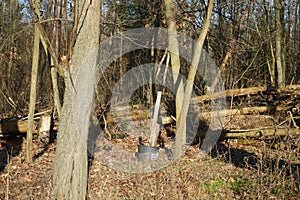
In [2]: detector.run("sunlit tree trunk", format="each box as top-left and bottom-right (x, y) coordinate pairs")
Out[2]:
(7, 0), (19, 95)
(174, 0), (214, 157)
(26, 0), (40, 163)
(164, 0), (186, 154)
(51, 0), (100, 199)
(51, 0), (63, 118)
(275, 0), (285, 87)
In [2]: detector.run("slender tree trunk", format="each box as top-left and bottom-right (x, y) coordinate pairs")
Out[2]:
(280, 1), (286, 86)
(164, 0), (186, 144)
(174, 0), (214, 158)
(26, 0), (40, 163)
(275, 0), (285, 86)
(39, 24), (62, 118)
(51, 0), (63, 117)
(51, 67), (61, 118)
(262, 0), (276, 86)
(210, 0), (253, 92)
(7, 0), (18, 95)
(51, 0), (100, 199)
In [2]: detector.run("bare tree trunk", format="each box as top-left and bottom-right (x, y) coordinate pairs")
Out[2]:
(39, 25), (62, 119)
(26, 0), (40, 163)
(51, 0), (63, 117)
(51, 67), (61, 118)
(164, 0), (186, 145)
(7, 0), (19, 95)
(174, 0), (214, 158)
(210, 0), (253, 92)
(275, 0), (285, 87)
(280, 1), (286, 86)
(51, 0), (100, 199)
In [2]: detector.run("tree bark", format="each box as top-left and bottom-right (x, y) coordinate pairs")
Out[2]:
(26, 0), (40, 163)
(164, 0), (185, 137)
(51, 67), (61, 118)
(51, 0), (63, 118)
(275, 0), (285, 86)
(174, 0), (214, 158)
(51, 0), (100, 199)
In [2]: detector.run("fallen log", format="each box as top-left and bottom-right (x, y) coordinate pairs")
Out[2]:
(103, 107), (173, 125)
(2, 117), (298, 140)
(192, 85), (300, 102)
(196, 128), (300, 138)
(154, 105), (293, 125)
(103, 113), (173, 125)
(102, 103), (293, 127)
(0, 119), (38, 136)
(200, 105), (293, 116)
(0, 113), (51, 136)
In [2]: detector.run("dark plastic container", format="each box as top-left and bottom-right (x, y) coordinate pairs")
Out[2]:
(137, 145), (159, 161)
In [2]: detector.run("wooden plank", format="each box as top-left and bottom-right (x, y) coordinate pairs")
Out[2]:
(149, 91), (162, 146)
(39, 115), (51, 134)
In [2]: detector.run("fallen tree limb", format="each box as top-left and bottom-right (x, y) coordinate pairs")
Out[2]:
(21, 109), (52, 120)
(152, 105), (293, 125)
(0, 119), (38, 136)
(103, 103), (293, 126)
(104, 107), (173, 125)
(2, 118), (298, 139)
(200, 105), (293, 116)
(192, 85), (300, 102)
(197, 128), (300, 138)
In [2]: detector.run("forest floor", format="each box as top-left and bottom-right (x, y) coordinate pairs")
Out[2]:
(0, 114), (299, 199)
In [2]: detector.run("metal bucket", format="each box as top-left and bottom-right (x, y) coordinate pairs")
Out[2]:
(137, 145), (159, 161)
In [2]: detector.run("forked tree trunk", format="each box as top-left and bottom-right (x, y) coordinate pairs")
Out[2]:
(51, 1), (100, 199)
(164, 0), (185, 117)
(174, 0), (214, 158)
(164, 0), (186, 151)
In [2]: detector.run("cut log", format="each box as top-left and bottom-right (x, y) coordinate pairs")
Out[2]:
(0, 114), (52, 136)
(39, 115), (51, 134)
(192, 85), (300, 102)
(154, 105), (293, 126)
(200, 105), (292, 117)
(0, 119), (38, 136)
(196, 128), (300, 138)
(38, 115), (52, 142)
(100, 104), (293, 127)
(102, 105), (173, 125)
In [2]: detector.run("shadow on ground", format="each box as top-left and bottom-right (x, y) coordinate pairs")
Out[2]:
(0, 135), (24, 171)
(209, 142), (300, 181)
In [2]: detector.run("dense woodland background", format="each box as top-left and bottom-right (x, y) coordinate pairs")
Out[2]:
(0, 0), (300, 199)
(0, 0), (299, 115)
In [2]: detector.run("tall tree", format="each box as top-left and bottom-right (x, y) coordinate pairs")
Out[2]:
(26, 0), (40, 162)
(164, 0), (185, 152)
(51, 0), (100, 199)
(50, 0), (63, 118)
(174, 0), (214, 157)
(275, 0), (285, 86)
